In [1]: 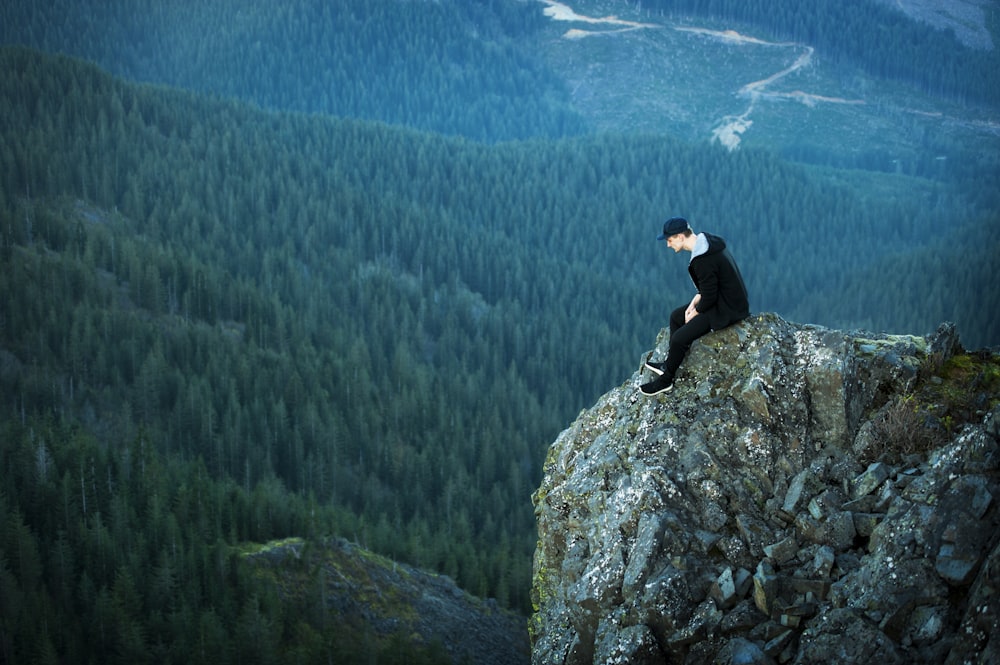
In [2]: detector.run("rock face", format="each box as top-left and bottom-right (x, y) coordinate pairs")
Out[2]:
(531, 314), (999, 665)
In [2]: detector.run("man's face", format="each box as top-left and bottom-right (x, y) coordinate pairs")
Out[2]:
(665, 234), (683, 253)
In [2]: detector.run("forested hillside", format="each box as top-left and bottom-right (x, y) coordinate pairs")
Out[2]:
(3, 0), (996, 144)
(0, 1), (998, 662)
(0, 0), (585, 142)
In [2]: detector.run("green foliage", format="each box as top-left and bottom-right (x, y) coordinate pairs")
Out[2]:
(0, 417), (458, 663)
(867, 350), (1000, 464)
(921, 350), (1000, 427)
(0, 0), (584, 143)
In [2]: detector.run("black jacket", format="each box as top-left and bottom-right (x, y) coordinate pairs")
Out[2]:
(689, 233), (750, 331)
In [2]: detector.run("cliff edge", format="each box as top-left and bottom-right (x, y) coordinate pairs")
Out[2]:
(531, 313), (999, 664)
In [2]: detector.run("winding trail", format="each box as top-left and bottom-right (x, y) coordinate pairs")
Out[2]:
(674, 27), (864, 150)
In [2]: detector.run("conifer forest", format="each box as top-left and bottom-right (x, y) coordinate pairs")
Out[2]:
(1, 1), (998, 662)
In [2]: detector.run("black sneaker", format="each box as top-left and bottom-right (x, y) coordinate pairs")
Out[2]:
(640, 374), (674, 396)
(644, 358), (668, 376)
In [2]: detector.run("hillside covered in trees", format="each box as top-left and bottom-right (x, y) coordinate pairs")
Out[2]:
(4, 0), (998, 140)
(1, 0), (997, 662)
(0, 0), (585, 143)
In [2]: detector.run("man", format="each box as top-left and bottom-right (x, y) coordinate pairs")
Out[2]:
(641, 217), (750, 396)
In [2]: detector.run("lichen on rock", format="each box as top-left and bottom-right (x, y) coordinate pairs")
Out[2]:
(531, 314), (999, 664)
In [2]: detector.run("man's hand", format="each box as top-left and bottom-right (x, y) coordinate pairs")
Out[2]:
(685, 294), (701, 323)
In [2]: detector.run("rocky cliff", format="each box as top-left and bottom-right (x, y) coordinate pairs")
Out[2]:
(531, 313), (999, 665)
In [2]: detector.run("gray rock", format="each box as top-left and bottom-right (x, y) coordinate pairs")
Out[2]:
(820, 511), (857, 551)
(763, 535), (799, 565)
(710, 567), (741, 610)
(531, 315), (999, 665)
(721, 600), (767, 634)
(934, 508), (991, 586)
(794, 608), (903, 665)
(622, 512), (669, 600)
(753, 560), (780, 616)
(811, 545), (836, 578)
(783, 469), (822, 514)
(852, 512), (883, 539)
(715, 637), (776, 665)
(944, 539), (1000, 664)
(851, 462), (890, 499)
(593, 621), (663, 665)
(807, 488), (845, 520)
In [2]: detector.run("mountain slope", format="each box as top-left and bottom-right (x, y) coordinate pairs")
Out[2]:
(533, 0), (1000, 168)
(244, 537), (529, 665)
(0, 0), (585, 142)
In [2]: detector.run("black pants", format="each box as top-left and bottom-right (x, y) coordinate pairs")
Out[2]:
(664, 305), (713, 379)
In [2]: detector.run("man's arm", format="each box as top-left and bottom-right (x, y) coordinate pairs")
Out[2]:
(685, 293), (701, 323)
(693, 264), (719, 315)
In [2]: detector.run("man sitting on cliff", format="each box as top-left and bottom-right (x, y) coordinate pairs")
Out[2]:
(641, 217), (750, 396)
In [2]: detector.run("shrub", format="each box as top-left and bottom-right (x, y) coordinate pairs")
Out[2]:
(869, 393), (946, 464)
